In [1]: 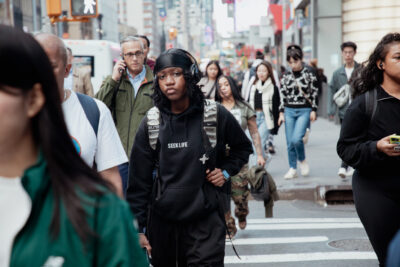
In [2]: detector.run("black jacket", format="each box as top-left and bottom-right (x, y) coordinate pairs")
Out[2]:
(127, 101), (253, 232)
(337, 86), (400, 178)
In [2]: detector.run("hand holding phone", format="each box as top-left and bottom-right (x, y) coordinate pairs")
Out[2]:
(112, 59), (127, 82)
(377, 134), (400, 156)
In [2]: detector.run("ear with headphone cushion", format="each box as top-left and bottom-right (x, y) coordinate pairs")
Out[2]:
(175, 48), (200, 78)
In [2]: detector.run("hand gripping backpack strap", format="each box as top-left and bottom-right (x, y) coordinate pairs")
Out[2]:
(76, 93), (100, 137)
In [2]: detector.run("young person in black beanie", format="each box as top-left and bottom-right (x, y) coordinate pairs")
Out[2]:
(126, 48), (252, 267)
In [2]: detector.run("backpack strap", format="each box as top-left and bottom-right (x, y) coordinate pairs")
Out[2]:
(203, 99), (218, 148)
(76, 93), (100, 137)
(147, 101), (217, 150)
(147, 106), (160, 150)
(365, 88), (377, 124)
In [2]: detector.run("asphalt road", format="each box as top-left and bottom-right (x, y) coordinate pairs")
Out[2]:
(224, 200), (378, 267)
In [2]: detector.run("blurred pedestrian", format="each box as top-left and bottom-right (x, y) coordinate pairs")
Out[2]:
(278, 45), (318, 179)
(216, 75), (265, 238)
(0, 25), (146, 267)
(96, 36), (154, 194)
(198, 60), (222, 99)
(64, 47), (94, 97)
(328, 41), (360, 178)
(35, 33), (126, 197)
(127, 48), (252, 266)
(134, 34), (155, 70)
(249, 61), (281, 155)
(242, 51), (280, 101)
(337, 33), (400, 266)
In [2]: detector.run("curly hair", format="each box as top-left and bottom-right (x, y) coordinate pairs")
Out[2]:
(152, 70), (205, 109)
(352, 33), (400, 97)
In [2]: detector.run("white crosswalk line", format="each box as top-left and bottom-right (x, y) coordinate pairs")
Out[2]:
(226, 236), (329, 245)
(246, 218), (361, 224)
(245, 222), (363, 230)
(225, 252), (377, 264)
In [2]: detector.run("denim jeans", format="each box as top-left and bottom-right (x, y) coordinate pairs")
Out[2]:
(284, 107), (311, 169)
(255, 111), (269, 158)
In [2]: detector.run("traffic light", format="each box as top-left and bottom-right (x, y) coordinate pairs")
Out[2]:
(46, 0), (62, 17)
(70, 0), (98, 17)
(168, 27), (178, 40)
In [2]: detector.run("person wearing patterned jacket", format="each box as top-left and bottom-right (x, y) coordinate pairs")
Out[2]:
(278, 45), (319, 179)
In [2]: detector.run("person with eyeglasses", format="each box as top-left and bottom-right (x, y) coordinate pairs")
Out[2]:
(96, 36), (154, 195)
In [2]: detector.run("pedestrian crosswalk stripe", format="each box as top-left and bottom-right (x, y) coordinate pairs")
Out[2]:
(245, 222), (363, 230)
(225, 252), (377, 264)
(246, 218), (361, 224)
(226, 236), (329, 245)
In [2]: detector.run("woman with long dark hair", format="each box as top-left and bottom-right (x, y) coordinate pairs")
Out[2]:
(249, 61), (281, 155)
(278, 45), (318, 179)
(0, 25), (146, 266)
(198, 60), (223, 99)
(337, 33), (400, 266)
(216, 75), (265, 237)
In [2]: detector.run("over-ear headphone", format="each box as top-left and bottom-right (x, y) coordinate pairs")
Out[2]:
(175, 48), (200, 78)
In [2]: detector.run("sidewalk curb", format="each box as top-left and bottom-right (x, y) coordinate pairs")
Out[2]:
(277, 181), (353, 204)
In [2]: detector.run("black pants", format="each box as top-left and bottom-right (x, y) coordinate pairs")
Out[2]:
(353, 172), (400, 266)
(339, 119), (349, 169)
(148, 210), (225, 267)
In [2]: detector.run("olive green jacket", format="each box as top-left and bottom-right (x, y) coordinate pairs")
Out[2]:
(10, 153), (147, 267)
(96, 65), (154, 157)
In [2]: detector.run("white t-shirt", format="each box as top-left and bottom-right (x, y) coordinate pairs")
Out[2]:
(0, 176), (31, 267)
(345, 67), (354, 80)
(62, 90), (128, 172)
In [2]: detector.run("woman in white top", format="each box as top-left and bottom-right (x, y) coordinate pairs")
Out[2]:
(198, 60), (222, 99)
(249, 61), (281, 156)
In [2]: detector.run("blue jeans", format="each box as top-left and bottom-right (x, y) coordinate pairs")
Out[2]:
(284, 107), (311, 169)
(255, 111), (269, 158)
(118, 162), (129, 197)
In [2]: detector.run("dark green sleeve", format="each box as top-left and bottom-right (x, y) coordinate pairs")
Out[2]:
(94, 194), (148, 267)
(95, 75), (119, 109)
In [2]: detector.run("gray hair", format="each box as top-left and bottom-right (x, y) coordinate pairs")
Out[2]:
(120, 36), (144, 51)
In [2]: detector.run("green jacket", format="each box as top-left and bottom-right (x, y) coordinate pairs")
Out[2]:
(10, 153), (147, 267)
(96, 65), (154, 157)
(328, 62), (359, 119)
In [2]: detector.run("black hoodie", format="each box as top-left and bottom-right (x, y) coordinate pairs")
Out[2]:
(127, 100), (253, 232)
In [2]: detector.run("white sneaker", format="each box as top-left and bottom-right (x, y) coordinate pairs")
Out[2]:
(303, 128), (310, 144)
(338, 167), (347, 179)
(284, 168), (298, 179)
(299, 161), (310, 176)
(346, 167), (355, 177)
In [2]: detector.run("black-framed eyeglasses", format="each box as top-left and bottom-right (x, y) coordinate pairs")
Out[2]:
(123, 51), (144, 58)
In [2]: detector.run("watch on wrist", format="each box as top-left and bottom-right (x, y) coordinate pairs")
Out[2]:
(222, 170), (230, 180)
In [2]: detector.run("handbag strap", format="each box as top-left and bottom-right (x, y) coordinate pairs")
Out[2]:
(293, 74), (313, 106)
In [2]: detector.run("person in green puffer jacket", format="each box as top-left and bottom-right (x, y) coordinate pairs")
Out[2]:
(96, 36), (154, 194)
(0, 25), (147, 267)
